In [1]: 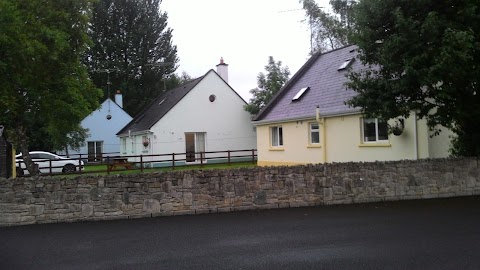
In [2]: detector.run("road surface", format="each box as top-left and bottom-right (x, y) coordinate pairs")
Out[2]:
(1, 196), (480, 269)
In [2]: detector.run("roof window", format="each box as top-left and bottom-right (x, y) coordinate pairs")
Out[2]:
(292, 87), (309, 101)
(338, 58), (355, 71)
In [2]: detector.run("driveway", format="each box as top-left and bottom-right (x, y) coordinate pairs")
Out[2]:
(1, 196), (480, 270)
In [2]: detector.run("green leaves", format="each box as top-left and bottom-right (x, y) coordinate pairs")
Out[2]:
(86, 0), (179, 117)
(300, 0), (355, 53)
(244, 56), (290, 115)
(348, 0), (480, 156)
(0, 0), (102, 172)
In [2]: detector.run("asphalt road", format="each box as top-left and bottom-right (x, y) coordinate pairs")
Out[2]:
(1, 196), (480, 270)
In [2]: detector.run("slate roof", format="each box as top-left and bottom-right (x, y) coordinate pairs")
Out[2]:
(253, 45), (362, 123)
(116, 73), (206, 135)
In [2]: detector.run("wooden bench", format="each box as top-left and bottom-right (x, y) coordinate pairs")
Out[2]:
(107, 158), (134, 171)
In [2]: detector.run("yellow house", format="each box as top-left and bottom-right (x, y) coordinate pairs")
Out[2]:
(252, 45), (453, 166)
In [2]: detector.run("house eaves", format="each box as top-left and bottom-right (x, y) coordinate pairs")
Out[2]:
(252, 109), (362, 126)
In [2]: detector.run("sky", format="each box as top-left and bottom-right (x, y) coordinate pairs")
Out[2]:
(161, 0), (330, 102)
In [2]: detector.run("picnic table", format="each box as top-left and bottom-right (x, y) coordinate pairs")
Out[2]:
(107, 157), (133, 170)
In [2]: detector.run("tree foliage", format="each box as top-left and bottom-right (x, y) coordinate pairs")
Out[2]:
(0, 0), (101, 174)
(346, 0), (480, 156)
(244, 57), (290, 115)
(86, 0), (179, 117)
(300, 0), (356, 53)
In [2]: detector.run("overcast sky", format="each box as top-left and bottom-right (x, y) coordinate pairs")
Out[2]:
(161, 0), (330, 102)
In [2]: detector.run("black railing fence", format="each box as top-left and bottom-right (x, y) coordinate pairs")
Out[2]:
(15, 149), (257, 177)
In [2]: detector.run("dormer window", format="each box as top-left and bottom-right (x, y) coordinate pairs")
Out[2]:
(338, 58), (354, 71)
(292, 87), (309, 101)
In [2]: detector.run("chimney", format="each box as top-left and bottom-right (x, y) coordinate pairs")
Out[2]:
(115, 90), (123, 108)
(216, 57), (228, 83)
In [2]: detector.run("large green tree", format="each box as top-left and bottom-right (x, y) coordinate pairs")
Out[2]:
(346, 0), (480, 156)
(0, 0), (102, 175)
(86, 0), (179, 116)
(300, 0), (356, 53)
(244, 57), (290, 115)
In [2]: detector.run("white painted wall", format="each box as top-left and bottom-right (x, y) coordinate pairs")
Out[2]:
(120, 71), (257, 163)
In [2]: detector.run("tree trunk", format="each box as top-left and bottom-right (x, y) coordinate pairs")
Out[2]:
(16, 126), (40, 176)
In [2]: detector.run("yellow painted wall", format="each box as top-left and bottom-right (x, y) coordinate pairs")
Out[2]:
(428, 125), (454, 158)
(256, 113), (452, 166)
(256, 119), (324, 166)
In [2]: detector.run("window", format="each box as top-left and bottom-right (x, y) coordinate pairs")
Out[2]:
(87, 141), (103, 162)
(292, 87), (309, 101)
(122, 138), (127, 153)
(309, 123), (320, 144)
(338, 58), (354, 71)
(362, 118), (388, 143)
(271, 126), (283, 147)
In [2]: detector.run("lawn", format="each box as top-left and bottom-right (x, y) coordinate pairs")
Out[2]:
(82, 161), (257, 176)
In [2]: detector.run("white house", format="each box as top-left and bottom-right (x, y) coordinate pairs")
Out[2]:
(116, 59), (257, 166)
(62, 91), (132, 161)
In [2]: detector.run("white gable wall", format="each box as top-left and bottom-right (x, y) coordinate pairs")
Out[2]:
(143, 71), (256, 162)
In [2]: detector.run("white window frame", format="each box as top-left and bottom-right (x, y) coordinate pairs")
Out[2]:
(309, 123), (320, 144)
(271, 126), (283, 147)
(362, 118), (389, 143)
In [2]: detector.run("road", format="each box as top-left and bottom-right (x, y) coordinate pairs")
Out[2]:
(1, 196), (480, 270)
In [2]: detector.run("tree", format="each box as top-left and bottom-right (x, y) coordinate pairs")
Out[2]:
(86, 0), (179, 116)
(346, 0), (480, 156)
(0, 0), (102, 175)
(244, 57), (290, 115)
(300, 0), (356, 53)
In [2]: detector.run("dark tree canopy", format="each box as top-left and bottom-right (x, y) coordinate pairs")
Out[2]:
(346, 0), (480, 156)
(86, 0), (179, 116)
(244, 57), (290, 115)
(0, 0), (101, 174)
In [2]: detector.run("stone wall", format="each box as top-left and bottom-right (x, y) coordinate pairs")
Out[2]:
(1, 158), (480, 226)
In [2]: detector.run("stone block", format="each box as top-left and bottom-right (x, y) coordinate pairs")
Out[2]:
(0, 213), (21, 224)
(29, 205), (44, 216)
(253, 191), (267, 205)
(143, 199), (160, 213)
(161, 203), (173, 212)
(183, 192), (193, 206)
(81, 204), (94, 217)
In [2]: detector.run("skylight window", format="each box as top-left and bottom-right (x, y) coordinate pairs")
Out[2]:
(292, 87), (309, 101)
(338, 58), (355, 71)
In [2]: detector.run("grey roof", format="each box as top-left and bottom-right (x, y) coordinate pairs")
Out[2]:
(116, 72), (206, 135)
(253, 45), (362, 123)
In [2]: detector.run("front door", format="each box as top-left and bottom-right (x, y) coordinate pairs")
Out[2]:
(185, 133), (205, 162)
(87, 141), (103, 162)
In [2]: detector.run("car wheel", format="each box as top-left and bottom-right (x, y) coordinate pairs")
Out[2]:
(16, 167), (24, 176)
(62, 164), (76, 173)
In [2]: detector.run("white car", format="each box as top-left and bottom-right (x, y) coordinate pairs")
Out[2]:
(15, 151), (84, 176)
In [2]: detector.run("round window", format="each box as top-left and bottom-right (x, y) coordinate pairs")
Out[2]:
(209, 94), (216, 102)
